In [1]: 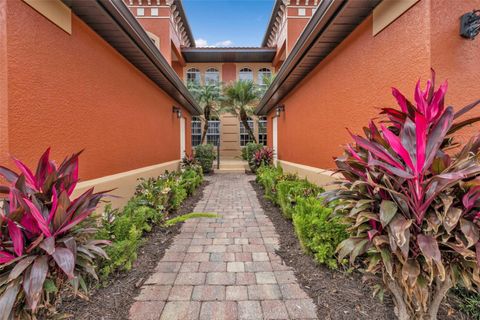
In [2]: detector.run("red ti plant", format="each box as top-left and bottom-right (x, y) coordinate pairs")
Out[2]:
(324, 71), (480, 320)
(251, 147), (274, 173)
(0, 149), (109, 319)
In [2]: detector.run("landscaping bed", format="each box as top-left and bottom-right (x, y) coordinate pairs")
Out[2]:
(251, 180), (466, 320)
(57, 181), (208, 320)
(251, 180), (395, 319)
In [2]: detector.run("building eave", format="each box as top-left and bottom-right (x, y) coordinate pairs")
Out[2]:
(261, 0), (283, 47)
(255, 0), (380, 116)
(174, 0), (195, 48)
(182, 47), (277, 63)
(63, 0), (201, 115)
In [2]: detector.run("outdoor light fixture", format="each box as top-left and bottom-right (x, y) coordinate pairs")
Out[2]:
(172, 106), (182, 118)
(460, 10), (480, 40)
(276, 105), (285, 117)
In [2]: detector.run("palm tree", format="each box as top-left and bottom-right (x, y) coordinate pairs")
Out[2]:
(187, 82), (222, 144)
(223, 80), (260, 143)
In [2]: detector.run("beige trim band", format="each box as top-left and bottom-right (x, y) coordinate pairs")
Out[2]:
(372, 0), (419, 36)
(23, 0), (72, 34)
(73, 160), (180, 209)
(277, 160), (341, 190)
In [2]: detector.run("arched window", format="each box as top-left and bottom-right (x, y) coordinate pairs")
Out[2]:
(239, 67), (253, 81)
(257, 68), (272, 87)
(205, 67), (219, 85)
(240, 117), (254, 146)
(186, 68), (200, 84)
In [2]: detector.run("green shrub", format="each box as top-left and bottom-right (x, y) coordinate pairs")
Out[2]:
(293, 197), (347, 269)
(255, 165), (284, 202)
(242, 142), (263, 161)
(98, 203), (158, 279)
(136, 171), (187, 212)
(98, 169), (204, 279)
(194, 144), (215, 173)
(276, 179), (323, 219)
(180, 168), (203, 195)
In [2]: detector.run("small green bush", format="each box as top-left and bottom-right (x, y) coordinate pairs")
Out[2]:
(256, 165), (284, 202)
(180, 168), (203, 195)
(242, 142), (263, 161)
(98, 203), (158, 278)
(293, 197), (347, 269)
(276, 179), (323, 219)
(98, 169), (204, 279)
(195, 144), (215, 173)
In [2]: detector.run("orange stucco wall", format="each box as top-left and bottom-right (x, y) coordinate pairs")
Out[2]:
(3, 1), (191, 180)
(136, 17), (173, 65)
(0, 1), (8, 169)
(286, 18), (309, 55)
(430, 0), (480, 142)
(270, 0), (480, 170)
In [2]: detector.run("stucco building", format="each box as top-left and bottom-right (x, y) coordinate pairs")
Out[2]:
(1, 0), (479, 203)
(124, 0), (318, 159)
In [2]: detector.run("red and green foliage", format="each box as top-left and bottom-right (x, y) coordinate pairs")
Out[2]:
(0, 149), (109, 318)
(251, 147), (274, 172)
(324, 71), (480, 319)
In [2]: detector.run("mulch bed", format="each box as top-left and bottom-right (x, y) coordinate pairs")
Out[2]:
(251, 180), (468, 320)
(56, 181), (209, 320)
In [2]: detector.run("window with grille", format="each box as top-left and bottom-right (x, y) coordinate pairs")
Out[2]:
(258, 117), (267, 146)
(186, 68), (200, 84)
(206, 119), (220, 146)
(191, 116), (202, 147)
(239, 67), (253, 81)
(240, 119), (254, 146)
(205, 67), (219, 85)
(257, 68), (272, 88)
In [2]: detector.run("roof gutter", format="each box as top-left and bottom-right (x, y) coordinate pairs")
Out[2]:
(101, 0), (201, 114)
(255, 0), (344, 115)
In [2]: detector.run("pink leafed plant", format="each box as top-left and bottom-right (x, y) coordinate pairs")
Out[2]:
(324, 70), (480, 319)
(0, 149), (109, 318)
(251, 147), (274, 172)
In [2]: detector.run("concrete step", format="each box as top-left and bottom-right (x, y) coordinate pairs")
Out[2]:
(214, 168), (246, 173)
(213, 160), (248, 173)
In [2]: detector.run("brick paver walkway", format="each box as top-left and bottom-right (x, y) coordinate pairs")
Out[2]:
(129, 174), (318, 320)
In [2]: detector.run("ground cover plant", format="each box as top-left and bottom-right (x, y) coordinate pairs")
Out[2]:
(293, 196), (348, 269)
(255, 164), (347, 269)
(97, 165), (204, 279)
(324, 71), (480, 319)
(255, 165), (284, 202)
(276, 178), (322, 219)
(0, 149), (109, 319)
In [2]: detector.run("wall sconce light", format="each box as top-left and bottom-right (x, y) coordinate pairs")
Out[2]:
(276, 105), (285, 117)
(460, 10), (480, 40)
(172, 106), (182, 118)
